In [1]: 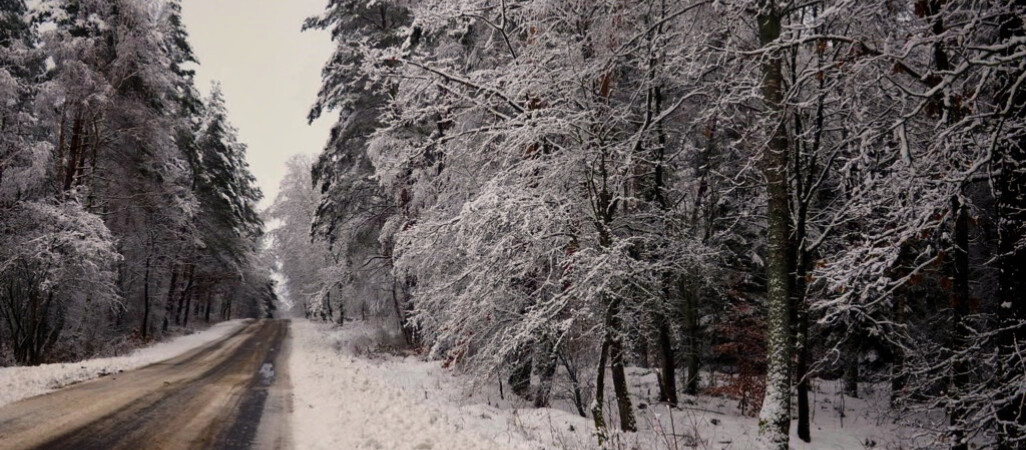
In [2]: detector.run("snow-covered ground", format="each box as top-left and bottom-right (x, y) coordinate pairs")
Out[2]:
(290, 319), (535, 449)
(0, 319), (248, 408)
(291, 319), (920, 449)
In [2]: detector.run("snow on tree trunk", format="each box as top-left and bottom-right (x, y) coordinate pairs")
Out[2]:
(756, 2), (793, 449)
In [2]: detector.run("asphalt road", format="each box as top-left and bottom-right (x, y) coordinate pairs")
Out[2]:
(0, 319), (292, 450)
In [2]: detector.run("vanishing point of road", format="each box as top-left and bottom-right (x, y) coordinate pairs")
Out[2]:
(0, 319), (291, 450)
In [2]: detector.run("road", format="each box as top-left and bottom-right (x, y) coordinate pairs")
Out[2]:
(0, 319), (292, 450)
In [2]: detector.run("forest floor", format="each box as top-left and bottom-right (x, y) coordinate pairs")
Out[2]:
(291, 319), (927, 450)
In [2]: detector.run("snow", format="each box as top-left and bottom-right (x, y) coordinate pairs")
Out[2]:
(291, 320), (919, 449)
(290, 319), (532, 449)
(1, 318), (924, 448)
(0, 320), (248, 408)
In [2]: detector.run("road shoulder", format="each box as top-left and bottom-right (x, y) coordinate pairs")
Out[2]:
(0, 319), (251, 409)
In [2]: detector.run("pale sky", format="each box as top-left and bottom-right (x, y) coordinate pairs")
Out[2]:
(181, 0), (335, 209)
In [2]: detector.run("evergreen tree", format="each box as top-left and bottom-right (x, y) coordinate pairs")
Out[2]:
(192, 83), (263, 268)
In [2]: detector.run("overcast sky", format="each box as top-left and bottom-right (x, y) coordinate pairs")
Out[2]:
(180, 0), (334, 209)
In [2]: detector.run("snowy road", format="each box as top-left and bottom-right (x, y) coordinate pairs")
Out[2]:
(0, 320), (292, 450)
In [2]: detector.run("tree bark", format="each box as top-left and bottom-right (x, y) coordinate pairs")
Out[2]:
(508, 346), (533, 400)
(336, 290), (345, 325)
(636, 331), (650, 369)
(890, 291), (907, 407)
(533, 336), (558, 408)
(682, 281), (700, 396)
(793, 197), (812, 442)
(795, 298), (811, 442)
(162, 265), (179, 333)
(560, 353), (587, 417)
(203, 292), (212, 323)
(324, 290), (333, 322)
(609, 320), (636, 432)
(756, 2), (793, 448)
(62, 113), (84, 192)
(994, 2), (1026, 446)
(592, 337), (611, 444)
(391, 278), (414, 346)
(223, 296), (232, 321)
(843, 349), (859, 398)
(140, 252), (152, 340)
(590, 151), (636, 434)
(176, 264), (194, 326)
(656, 311), (678, 405)
(182, 277), (193, 328)
(949, 195), (971, 450)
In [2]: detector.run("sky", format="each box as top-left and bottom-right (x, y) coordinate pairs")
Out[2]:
(180, 0), (335, 209)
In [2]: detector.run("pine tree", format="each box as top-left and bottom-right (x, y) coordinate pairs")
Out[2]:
(192, 83), (263, 268)
(304, 0), (409, 330)
(2, 0), (272, 363)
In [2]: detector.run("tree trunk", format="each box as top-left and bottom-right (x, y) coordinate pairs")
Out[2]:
(594, 293), (637, 433)
(203, 292), (212, 323)
(223, 297), (232, 321)
(756, 2), (793, 448)
(647, 43), (681, 407)
(794, 216), (812, 442)
(140, 252), (152, 340)
(609, 315), (636, 432)
(560, 353), (587, 417)
(682, 281), (700, 396)
(656, 312), (678, 405)
(162, 265), (179, 333)
(891, 350), (906, 407)
(336, 290), (345, 325)
(795, 299), (811, 442)
(994, 3), (1026, 446)
(949, 195), (971, 450)
(324, 290), (333, 322)
(592, 336), (611, 444)
(62, 113), (84, 192)
(637, 331), (650, 369)
(508, 346), (533, 400)
(36, 291), (61, 365)
(590, 157), (635, 434)
(843, 350), (859, 398)
(391, 279), (413, 346)
(534, 337), (558, 408)
(182, 281), (192, 328)
(175, 265), (192, 326)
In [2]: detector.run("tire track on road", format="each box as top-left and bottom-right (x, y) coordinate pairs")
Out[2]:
(0, 319), (291, 450)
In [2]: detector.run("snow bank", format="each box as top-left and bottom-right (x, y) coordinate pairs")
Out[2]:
(0, 320), (248, 407)
(290, 320), (546, 449)
(291, 320), (916, 449)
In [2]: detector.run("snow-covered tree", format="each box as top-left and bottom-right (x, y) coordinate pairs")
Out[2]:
(304, 0), (412, 331)
(266, 154), (334, 318)
(307, 0), (1026, 447)
(1, 0), (271, 365)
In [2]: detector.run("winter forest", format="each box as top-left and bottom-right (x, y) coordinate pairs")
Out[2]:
(1, 0), (272, 366)
(2, 0), (1026, 449)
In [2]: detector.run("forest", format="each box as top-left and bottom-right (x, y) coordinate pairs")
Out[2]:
(2, 0), (1025, 449)
(267, 0), (1026, 449)
(0, 0), (273, 366)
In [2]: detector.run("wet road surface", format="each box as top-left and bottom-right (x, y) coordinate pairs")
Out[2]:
(0, 319), (292, 450)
